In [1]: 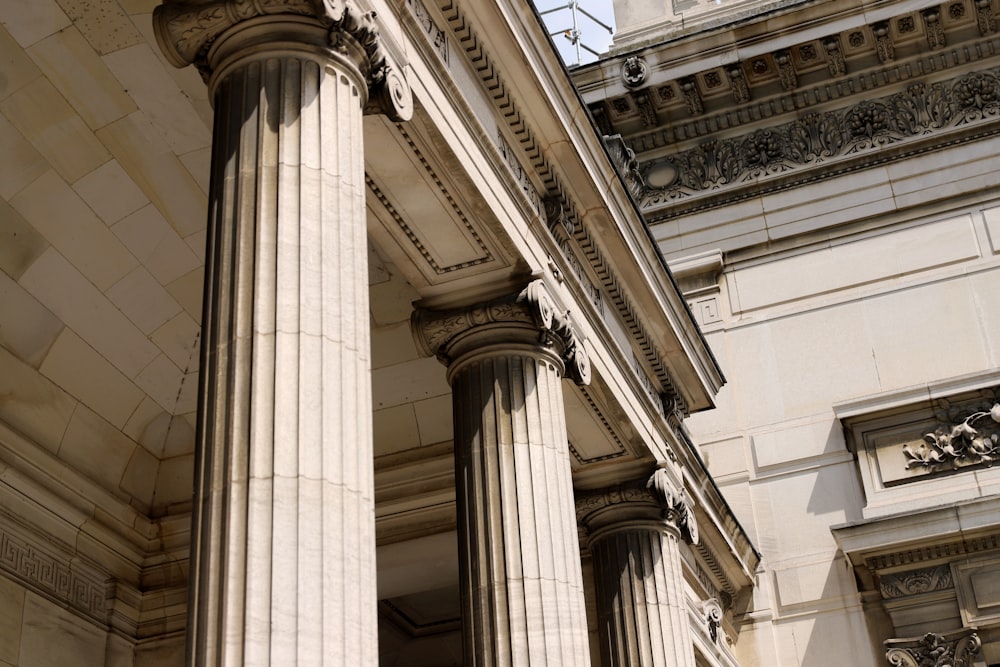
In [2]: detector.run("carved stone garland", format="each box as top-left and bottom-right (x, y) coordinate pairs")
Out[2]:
(903, 402), (1000, 472)
(885, 628), (981, 667)
(640, 67), (1000, 208)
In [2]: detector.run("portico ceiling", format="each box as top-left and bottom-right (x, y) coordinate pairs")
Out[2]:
(0, 0), (639, 549)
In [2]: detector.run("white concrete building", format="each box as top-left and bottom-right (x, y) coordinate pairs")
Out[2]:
(0, 0), (996, 665)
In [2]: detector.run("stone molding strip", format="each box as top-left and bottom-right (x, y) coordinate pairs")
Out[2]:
(0, 514), (110, 625)
(435, 0), (692, 417)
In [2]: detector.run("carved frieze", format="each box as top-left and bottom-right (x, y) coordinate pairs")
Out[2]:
(775, 50), (797, 91)
(0, 523), (110, 624)
(873, 21), (895, 62)
(406, 0), (448, 63)
(903, 402), (1000, 472)
(640, 67), (1000, 207)
(680, 77), (704, 115)
(885, 629), (981, 667)
(878, 565), (953, 599)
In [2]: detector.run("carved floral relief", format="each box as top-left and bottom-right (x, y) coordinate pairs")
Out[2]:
(639, 68), (1000, 207)
(903, 403), (1000, 472)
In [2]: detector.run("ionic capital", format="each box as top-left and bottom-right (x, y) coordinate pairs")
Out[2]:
(153, 0), (411, 120)
(577, 468), (698, 544)
(411, 280), (590, 385)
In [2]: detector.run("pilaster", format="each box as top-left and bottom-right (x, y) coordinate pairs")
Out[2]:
(412, 280), (592, 666)
(152, 1), (410, 664)
(577, 468), (699, 667)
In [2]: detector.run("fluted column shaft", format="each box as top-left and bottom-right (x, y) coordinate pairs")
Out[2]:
(579, 474), (698, 667)
(153, 3), (411, 664)
(413, 282), (592, 666)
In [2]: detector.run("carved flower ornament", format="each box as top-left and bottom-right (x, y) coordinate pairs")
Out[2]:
(903, 402), (1000, 471)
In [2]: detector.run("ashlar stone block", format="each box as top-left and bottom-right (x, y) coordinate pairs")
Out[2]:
(0, 77), (110, 183)
(27, 27), (135, 130)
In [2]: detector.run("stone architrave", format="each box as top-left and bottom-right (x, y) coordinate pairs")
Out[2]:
(412, 280), (592, 666)
(152, 1), (411, 664)
(576, 468), (699, 667)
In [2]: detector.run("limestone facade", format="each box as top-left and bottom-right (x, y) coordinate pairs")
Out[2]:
(575, 0), (1000, 664)
(1, 0), (996, 665)
(0, 0), (751, 665)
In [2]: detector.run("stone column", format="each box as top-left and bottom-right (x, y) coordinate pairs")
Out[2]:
(577, 468), (699, 667)
(413, 280), (592, 666)
(153, 2), (411, 665)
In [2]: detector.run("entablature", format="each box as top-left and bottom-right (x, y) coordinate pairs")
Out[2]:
(574, 0), (1000, 223)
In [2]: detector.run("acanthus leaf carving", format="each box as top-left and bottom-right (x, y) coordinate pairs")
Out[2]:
(885, 629), (981, 667)
(902, 402), (1000, 472)
(154, 0), (411, 120)
(412, 280), (591, 386)
(640, 67), (1000, 208)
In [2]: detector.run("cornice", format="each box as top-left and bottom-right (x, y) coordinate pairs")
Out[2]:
(579, 1), (1000, 218)
(638, 60), (1000, 220)
(430, 0), (714, 418)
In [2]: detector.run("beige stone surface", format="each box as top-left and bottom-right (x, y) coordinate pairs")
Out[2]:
(732, 215), (979, 313)
(27, 27), (135, 130)
(19, 248), (159, 378)
(12, 170), (138, 291)
(54, 0), (143, 54)
(413, 394), (453, 446)
(96, 112), (207, 238)
(0, 270), (62, 367)
(58, 403), (136, 496)
(0, 576), (24, 664)
(0, 1), (71, 48)
(108, 266), (183, 335)
(72, 158), (147, 224)
(0, 345), (77, 453)
(0, 77), (110, 183)
(0, 25), (41, 99)
(374, 403), (421, 455)
(112, 203), (201, 286)
(39, 328), (144, 429)
(150, 311), (200, 371)
(102, 44), (210, 155)
(0, 114), (47, 200)
(864, 279), (990, 390)
(17, 592), (106, 665)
